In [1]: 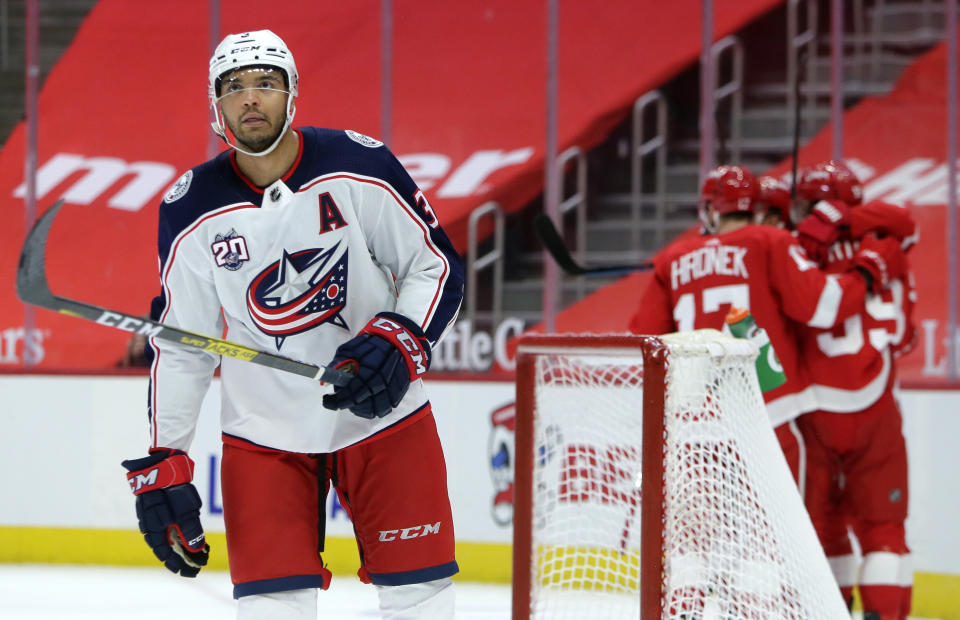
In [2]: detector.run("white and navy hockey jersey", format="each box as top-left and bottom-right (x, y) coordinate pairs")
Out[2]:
(147, 127), (464, 454)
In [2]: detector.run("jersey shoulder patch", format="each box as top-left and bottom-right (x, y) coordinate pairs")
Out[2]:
(345, 130), (383, 148)
(163, 170), (193, 204)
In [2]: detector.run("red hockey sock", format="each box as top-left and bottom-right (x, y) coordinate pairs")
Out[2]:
(859, 583), (901, 620)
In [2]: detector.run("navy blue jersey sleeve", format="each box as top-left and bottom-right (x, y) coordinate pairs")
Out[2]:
(304, 128), (464, 346)
(375, 144), (464, 345)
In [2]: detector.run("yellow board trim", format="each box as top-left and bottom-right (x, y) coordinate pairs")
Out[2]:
(0, 526), (511, 583)
(2, 527), (957, 618)
(850, 571), (960, 620)
(901, 572), (960, 620)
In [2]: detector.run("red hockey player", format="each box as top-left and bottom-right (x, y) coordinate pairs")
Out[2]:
(753, 175), (792, 228)
(629, 165), (908, 484)
(793, 160), (916, 620)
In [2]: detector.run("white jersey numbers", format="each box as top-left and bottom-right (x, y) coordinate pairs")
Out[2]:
(672, 283), (750, 332)
(816, 280), (905, 357)
(788, 244), (818, 272)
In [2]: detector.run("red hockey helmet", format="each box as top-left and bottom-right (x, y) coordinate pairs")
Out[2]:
(796, 160), (863, 206)
(701, 165), (756, 215)
(817, 159), (863, 206)
(753, 175), (791, 226)
(755, 176), (791, 211)
(796, 166), (833, 203)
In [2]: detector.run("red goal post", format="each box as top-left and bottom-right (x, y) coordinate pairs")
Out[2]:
(511, 331), (848, 620)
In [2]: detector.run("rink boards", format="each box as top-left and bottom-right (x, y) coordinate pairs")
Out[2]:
(0, 374), (957, 618)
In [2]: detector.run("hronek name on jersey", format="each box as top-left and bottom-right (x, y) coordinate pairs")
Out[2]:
(670, 245), (749, 290)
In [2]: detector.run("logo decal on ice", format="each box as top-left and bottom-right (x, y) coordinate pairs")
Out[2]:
(345, 130), (383, 148)
(163, 170), (193, 204)
(246, 243), (349, 349)
(488, 402), (515, 526)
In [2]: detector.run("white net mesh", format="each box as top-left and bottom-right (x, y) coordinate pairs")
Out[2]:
(529, 351), (646, 619)
(524, 331), (847, 620)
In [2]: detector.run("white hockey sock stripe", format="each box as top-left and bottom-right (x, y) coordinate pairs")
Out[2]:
(827, 553), (858, 588)
(897, 553), (913, 587)
(828, 554), (858, 587)
(376, 577), (455, 620)
(860, 551), (903, 586)
(237, 588), (318, 620)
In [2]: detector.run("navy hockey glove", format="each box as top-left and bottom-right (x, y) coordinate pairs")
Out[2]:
(853, 234), (907, 293)
(121, 448), (209, 577)
(322, 312), (431, 419)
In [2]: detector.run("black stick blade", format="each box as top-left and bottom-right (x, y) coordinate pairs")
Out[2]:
(17, 199), (64, 306)
(533, 213), (654, 277)
(533, 213), (588, 275)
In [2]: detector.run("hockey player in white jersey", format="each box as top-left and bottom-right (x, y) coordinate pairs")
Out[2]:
(120, 30), (464, 620)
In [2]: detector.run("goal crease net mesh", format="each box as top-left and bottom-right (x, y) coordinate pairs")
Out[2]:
(514, 331), (847, 619)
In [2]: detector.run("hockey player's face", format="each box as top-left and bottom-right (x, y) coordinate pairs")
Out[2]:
(792, 199), (813, 225)
(218, 67), (290, 153)
(757, 206), (787, 228)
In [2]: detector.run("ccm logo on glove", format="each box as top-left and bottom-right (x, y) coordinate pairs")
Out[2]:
(363, 316), (428, 376)
(323, 312), (432, 419)
(121, 448), (210, 578)
(125, 451), (195, 495)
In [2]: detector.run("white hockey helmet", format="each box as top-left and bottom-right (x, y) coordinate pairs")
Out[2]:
(208, 30), (299, 157)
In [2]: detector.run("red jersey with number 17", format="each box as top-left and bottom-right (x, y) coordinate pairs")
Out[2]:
(629, 224), (869, 426)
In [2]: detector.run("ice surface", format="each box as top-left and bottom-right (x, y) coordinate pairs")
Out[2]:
(0, 565), (511, 619)
(0, 565), (939, 619)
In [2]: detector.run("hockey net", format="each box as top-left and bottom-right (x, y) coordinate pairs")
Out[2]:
(511, 331), (847, 619)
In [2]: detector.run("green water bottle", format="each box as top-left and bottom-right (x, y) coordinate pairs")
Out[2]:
(725, 307), (787, 393)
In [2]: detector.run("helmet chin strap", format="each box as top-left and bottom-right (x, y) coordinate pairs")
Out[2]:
(708, 210), (721, 234)
(211, 96), (296, 158)
(698, 202), (719, 234)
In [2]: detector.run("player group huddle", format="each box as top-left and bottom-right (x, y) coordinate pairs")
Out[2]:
(630, 161), (915, 620)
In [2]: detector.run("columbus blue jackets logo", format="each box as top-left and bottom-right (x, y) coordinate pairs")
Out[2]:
(246, 243), (349, 349)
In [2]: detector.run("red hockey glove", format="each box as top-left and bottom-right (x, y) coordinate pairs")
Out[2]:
(121, 448), (209, 577)
(852, 235), (907, 293)
(848, 201), (917, 249)
(797, 200), (850, 265)
(322, 312), (431, 419)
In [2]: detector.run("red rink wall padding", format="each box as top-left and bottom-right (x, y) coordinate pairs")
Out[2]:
(516, 37), (960, 387)
(0, 0), (783, 370)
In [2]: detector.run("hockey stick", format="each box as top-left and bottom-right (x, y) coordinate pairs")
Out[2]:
(789, 49), (807, 202)
(533, 214), (653, 277)
(16, 200), (352, 387)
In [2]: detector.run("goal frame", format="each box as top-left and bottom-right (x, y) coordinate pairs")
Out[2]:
(511, 334), (667, 620)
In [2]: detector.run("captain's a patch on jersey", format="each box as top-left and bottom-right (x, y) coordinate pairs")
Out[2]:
(163, 170), (193, 203)
(345, 130), (383, 148)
